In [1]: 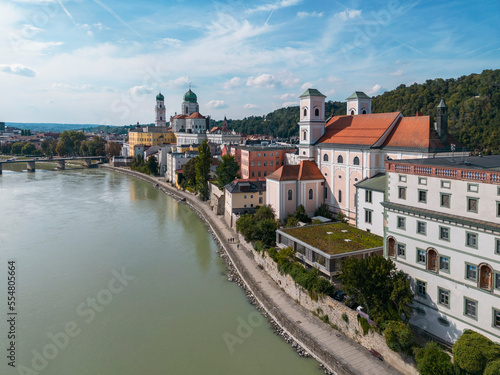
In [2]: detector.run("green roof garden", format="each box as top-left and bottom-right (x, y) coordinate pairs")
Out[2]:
(279, 222), (383, 255)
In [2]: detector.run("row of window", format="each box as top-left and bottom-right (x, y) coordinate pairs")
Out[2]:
(254, 152), (279, 158)
(251, 160), (279, 167)
(395, 216), (498, 250)
(287, 189), (315, 201)
(250, 170), (275, 177)
(389, 239), (500, 291)
(323, 154), (360, 165)
(242, 193), (264, 199)
(398, 176), (491, 194)
(243, 198), (263, 207)
(416, 281), (500, 326)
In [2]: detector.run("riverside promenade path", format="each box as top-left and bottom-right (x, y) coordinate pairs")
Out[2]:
(103, 166), (403, 375)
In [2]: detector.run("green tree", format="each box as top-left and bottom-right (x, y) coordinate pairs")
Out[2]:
(484, 359), (500, 375)
(1, 142), (12, 154)
(196, 141), (212, 200)
(383, 321), (413, 354)
(215, 154), (240, 189)
(254, 204), (275, 221)
(453, 330), (500, 375)
(41, 139), (57, 156)
(414, 342), (454, 375)
(21, 142), (36, 155)
(106, 142), (122, 158)
(182, 157), (198, 189)
(146, 156), (158, 175)
(314, 203), (334, 219)
(340, 256), (413, 324)
(11, 142), (24, 155)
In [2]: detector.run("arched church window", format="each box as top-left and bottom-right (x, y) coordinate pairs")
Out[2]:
(353, 156), (360, 165)
(362, 109), (367, 114)
(309, 189), (313, 200)
(303, 108), (307, 117)
(323, 154), (329, 162)
(186, 108), (188, 114)
(315, 108), (319, 117)
(303, 131), (307, 141)
(350, 109), (355, 115)
(288, 189), (293, 201)
(427, 248), (438, 272)
(160, 116), (162, 120)
(387, 237), (396, 257)
(337, 155), (343, 164)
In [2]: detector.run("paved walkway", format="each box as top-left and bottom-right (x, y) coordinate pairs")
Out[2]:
(103, 167), (404, 375)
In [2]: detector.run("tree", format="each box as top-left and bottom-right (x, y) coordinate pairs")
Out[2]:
(41, 139), (57, 156)
(106, 142), (122, 158)
(484, 359), (500, 375)
(453, 330), (500, 375)
(414, 342), (454, 375)
(284, 204), (311, 226)
(196, 140), (212, 200)
(146, 156), (158, 175)
(383, 321), (413, 354)
(21, 142), (36, 155)
(340, 256), (413, 324)
(1, 142), (12, 154)
(182, 157), (198, 189)
(314, 203), (334, 219)
(11, 142), (24, 155)
(56, 130), (86, 156)
(215, 154), (240, 189)
(254, 204), (275, 221)
(235, 206), (277, 248)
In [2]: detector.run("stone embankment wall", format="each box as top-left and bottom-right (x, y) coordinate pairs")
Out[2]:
(249, 245), (418, 375)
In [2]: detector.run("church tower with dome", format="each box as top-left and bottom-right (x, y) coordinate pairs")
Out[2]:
(181, 88), (199, 116)
(155, 92), (166, 127)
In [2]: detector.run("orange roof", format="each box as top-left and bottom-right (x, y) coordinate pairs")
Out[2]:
(318, 112), (401, 145)
(210, 126), (220, 133)
(187, 112), (205, 119)
(267, 160), (324, 181)
(171, 114), (186, 119)
(382, 116), (433, 148)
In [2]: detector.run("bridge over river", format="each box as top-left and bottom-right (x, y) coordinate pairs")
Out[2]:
(0, 156), (106, 174)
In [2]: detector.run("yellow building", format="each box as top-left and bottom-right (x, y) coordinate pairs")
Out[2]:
(128, 126), (176, 157)
(224, 179), (267, 227)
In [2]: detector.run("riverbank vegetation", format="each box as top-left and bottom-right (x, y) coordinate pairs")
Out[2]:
(130, 154), (158, 175)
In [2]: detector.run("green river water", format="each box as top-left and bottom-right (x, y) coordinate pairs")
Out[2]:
(0, 167), (323, 375)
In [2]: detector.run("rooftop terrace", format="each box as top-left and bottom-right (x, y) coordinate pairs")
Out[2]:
(279, 223), (383, 255)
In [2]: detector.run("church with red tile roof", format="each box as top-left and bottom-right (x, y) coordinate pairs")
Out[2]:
(267, 89), (465, 222)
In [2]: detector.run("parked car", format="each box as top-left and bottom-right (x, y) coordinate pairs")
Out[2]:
(344, 296), (359, 310)
(333, 291), (347, 302)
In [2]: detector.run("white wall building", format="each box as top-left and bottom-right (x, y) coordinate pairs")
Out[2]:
(355, 173), (386, 237)
(384, 156), (500, 344)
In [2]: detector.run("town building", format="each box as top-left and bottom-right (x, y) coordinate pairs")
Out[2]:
(266, 160), (325, 221)
(267, 89), (467, 224)
(238, 146), (296, 179)
(354, 173), (386, 236)
(384, 156), (500, 344)
(276, 222), (383, 281)
(224, 179), (266, 227)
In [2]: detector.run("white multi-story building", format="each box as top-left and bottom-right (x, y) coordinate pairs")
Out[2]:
(355, 173), (386, 237)
(384, 156), (500, 344)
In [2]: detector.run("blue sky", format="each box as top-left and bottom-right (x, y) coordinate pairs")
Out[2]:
(1, 0), (499, 125)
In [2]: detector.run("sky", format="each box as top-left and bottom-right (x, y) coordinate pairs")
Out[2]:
(0, 0), (499, 125)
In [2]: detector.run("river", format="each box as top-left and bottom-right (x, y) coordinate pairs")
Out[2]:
(0, 167), (323, 375)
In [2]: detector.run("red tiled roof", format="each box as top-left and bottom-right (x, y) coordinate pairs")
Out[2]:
(318, 112), (401, 145)
(171, 114), (186, 119)
(210, 126), (220, 133)
(267, 160), (324, 181)
(382, 116), (433, 148)
(187, 112), (205, 119)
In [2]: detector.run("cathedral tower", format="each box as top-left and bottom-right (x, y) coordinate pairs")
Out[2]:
(346, 91), (372, 115)
(155, 92), (166, 127)
(298, 88), (326, 160)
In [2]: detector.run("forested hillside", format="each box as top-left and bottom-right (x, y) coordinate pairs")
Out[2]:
(215, 70), (500, 154)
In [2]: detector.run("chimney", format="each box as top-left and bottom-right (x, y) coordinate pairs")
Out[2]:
(416, 111), (423, 117)
(436, 98), (448, 144)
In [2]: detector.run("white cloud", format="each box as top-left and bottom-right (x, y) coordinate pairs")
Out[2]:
(282, 101), (297, 108)
(297, 11), (323, 18)
(300, 82), (314, 90)
(276, 71), (300, 88)
(389, 70), (403, 76)
(154, 38), (182, 48)
(247, 0), (301, 13)
(223, 77), (242, 89)
(52, 83), (95, 91)
(206, 100), (227, 109)
(244, 103), (259, 109)
(367, 84), (382, 95)
(335, 9), (362, 21)
(0, 64), (36, 77)
(277, 93), (296, 100)
(247, 74), (277, 88)
(165, 76), (191, 89)
(128, 85), (154, 96)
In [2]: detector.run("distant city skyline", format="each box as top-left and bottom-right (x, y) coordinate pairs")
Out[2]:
(1, 0), (498, 125)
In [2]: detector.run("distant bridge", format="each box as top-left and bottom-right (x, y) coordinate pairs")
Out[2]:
(0, 157), (106, 174)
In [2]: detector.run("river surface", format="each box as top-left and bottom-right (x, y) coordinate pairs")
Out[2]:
(0, 168), (323, 375)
